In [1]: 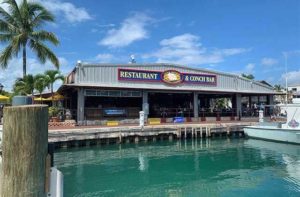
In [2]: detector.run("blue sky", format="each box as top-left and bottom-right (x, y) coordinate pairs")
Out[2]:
(0, 0), (300, 91)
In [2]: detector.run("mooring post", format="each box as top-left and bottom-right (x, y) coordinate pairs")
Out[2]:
(1, 105), (48, 197)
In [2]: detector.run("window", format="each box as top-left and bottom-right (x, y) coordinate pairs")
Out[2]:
(84, 89), (142, 97)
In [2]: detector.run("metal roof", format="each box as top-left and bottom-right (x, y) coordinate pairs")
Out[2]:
(61, 62), (276, 94)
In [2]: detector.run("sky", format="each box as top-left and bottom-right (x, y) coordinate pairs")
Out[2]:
(0, 0), (300, 91)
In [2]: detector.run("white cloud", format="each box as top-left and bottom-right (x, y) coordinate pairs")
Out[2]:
(245, 63), (255, 74)
(99, 12), (152, 48)
(0, 56), (71, 91)
(96, 24), (115, 28)
(143, 33), (250, 65)
(95, 53), (114, 63)
(0, 0), (92, 23)
(281, 69), (300, 85)
(40, 0), (92, 23)
(261, 57), (278, 66)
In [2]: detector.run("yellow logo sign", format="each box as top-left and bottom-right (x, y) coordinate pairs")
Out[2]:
(162, 70), (182, 84)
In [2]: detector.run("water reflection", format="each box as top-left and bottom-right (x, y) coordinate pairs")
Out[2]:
(55, 139), (300, 197)
(245, 139), (300, 192)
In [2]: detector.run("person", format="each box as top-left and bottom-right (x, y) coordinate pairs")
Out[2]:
(177, 106), (183, 117)
(161, 108), (168, 118)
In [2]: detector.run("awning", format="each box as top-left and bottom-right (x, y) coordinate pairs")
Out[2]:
(34, 97), (49, 101)
(47, 94), (65, 101)
(0, 95), (9, 101)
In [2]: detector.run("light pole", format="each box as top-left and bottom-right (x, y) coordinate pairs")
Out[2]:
(283, 53), (288, 104)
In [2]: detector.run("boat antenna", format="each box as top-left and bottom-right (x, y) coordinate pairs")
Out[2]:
(284, 53), (288, 104)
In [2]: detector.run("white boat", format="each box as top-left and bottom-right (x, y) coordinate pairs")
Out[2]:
(244, 98), (300, 144)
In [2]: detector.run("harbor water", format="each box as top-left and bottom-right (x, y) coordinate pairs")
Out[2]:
(54, 138), (300, 197)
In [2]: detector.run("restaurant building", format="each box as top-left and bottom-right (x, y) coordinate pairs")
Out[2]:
(60, 62), (276, 124)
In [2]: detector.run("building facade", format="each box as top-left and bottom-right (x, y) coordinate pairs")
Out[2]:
(60, 63), (276, 124)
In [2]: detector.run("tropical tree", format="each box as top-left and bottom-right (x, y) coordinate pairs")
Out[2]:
(274, 84), (283, 92)
(13, 74), (35, 96)
(0, 0), (59, 78)
(241, 73), (255, 80)
(44, 69), (64, 105)
(215, 98), (228, 109)
(34, 74), (47, 99)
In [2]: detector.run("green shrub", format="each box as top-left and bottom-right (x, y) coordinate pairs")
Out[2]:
(49, 106), (59, 117)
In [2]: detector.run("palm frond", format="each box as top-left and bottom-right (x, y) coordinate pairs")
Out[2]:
(29, 40), (59, 68)
(0, 6), (18, 28)
(0, 33), (14, 42)
(4, 0), (23, 27)
(11, 33), (25, 53)
(28, 2), (54, 27)
(0, 19), (18, 33)
(34, 73), (47, 94)
(31, 31), (59, 45)
(44, 70), (64, 84)
(0, 43), (14, 68)
(13, 74), (35, 95)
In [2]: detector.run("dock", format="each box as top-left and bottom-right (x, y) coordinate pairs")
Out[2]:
(49, 122), (257, 149)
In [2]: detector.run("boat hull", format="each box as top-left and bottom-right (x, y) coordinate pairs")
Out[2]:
(244, 126), (300, 145)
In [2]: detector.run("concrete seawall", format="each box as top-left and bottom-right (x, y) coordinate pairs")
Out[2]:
(49, 122), (257, 149)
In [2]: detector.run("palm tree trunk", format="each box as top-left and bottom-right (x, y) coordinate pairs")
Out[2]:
(23, 46), (27, 78)
(40, 92), (42, 104)
(51, 83), (54, 106)
(32, 91), (34, 104)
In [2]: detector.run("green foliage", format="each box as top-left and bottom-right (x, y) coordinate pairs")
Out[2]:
(34, 74), (47, 96)
(48, 106), (59, 117)
(44, 69), (64, 104)
(215, 98), (228, 109)
(274, 84), (283, 92)
(0, 0), (60, 77)
(13, 74), (35, 95)
(12, 70), (64, 97)
(44, 70), (64, 89)
(0, 89), (11, 97)
(241, 73), (255, 80)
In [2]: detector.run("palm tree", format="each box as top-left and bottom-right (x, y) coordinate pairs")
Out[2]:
(0, 0), (59, 78)
(274, 84), (283, 92)
(44, 70), (64, 105)
(34, 74), (47, 99)
(13, 74), (35, 96)
(241, 73), (255, 80)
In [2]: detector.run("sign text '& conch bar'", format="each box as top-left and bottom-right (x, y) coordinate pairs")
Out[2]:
(118, 68), (217, 85)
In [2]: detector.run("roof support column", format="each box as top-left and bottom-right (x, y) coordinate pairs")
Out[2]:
(235, 93), (242, 118)
(77, 88), (85, 125)
(267, 95), (274, 105)
(193, 92), (199, 118)
(142, 91), (149, 120)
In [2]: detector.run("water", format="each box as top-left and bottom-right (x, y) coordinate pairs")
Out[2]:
(54, 139), (300, 197)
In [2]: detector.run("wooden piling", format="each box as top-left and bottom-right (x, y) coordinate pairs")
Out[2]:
(169, 134), (173, 141)
(200, 127), (203, 138)
(1, 105), (48, 197)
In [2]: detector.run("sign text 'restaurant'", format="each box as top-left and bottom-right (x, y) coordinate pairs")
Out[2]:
(118, 68), (217, 85)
